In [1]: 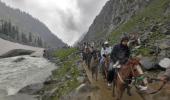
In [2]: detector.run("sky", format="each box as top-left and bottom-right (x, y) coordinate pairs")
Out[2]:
(1, 0), (108, 45)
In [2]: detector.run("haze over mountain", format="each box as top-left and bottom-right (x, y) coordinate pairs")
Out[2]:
(0, 1), (66, 48)
(1, 0), (109, 45)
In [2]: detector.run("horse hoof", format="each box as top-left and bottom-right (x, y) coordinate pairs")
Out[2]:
(127, 92), (132, 96)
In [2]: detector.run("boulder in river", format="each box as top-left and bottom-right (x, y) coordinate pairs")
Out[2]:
(19, 83), (44, 95)
(0, 49), (34, 58)
(13, 57), (26, 62)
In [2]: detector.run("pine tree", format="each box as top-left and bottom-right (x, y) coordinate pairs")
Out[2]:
(29, 32), (32, 42)
(21, 33), (28, 43)
(37, 37), (43, 47)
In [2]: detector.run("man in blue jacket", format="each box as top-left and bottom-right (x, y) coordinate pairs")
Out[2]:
(110, 36), (130, 65)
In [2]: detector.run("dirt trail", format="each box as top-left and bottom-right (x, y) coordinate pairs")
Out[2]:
(82, 63), (144, 100)
(83, 62), (170, 100)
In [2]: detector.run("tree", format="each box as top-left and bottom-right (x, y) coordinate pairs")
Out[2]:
(7, 20), (12, 34)
(2, 21), (8, 35)
(29, 32), (32, 42)
(21, 33), (28, 43)
(37, 37), (43, 47)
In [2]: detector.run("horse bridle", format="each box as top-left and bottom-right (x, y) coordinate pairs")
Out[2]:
(117, 64), (137, 84)
(117, 61), (166, 95)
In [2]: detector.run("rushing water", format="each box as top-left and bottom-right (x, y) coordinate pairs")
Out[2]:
(0, 56), (56, 100)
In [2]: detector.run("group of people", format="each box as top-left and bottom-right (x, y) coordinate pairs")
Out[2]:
(81, 36), (131, 84)
(80, 34), (170, 97)
(100, 37), (130, 87)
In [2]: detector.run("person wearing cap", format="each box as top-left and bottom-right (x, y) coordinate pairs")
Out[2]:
(100, 41), (112, 56)
(107, 36), (130, 92)
(100, 41), (112, 78)
(110, 36), (130, 65)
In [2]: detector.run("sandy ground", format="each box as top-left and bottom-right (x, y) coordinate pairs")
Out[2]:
(82, 62), (170, 100)
(0, 38), (44, 57)
(83, 63), (142, 100)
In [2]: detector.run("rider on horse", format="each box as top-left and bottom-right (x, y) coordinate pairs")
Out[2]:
(109, 36), (131, 94)
(110, 36), (130, 66)
(100, 41), (112, 79)
(100, 41), (112, 58)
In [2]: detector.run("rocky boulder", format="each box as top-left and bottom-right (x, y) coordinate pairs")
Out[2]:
(60, 83), (99, 100)
(0, 49), (34, 58)
(13, 57), (26, 62)
(19, 83), (44, 95)
(140, 57), (156, 70)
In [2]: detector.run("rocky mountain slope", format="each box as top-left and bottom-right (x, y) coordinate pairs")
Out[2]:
(0, 1), (66, 48)
(83, 0), (153, 42)
(82, 0), (170, 69)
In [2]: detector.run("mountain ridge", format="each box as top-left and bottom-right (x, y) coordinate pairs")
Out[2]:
(0, 1), (66, 48)
(82, 0), (153, 42)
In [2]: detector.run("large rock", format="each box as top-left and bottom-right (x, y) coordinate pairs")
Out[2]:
(0, 49), (34, 58)
(159, 58), (170, 69)
(164, 4), (170, 16)
(19, 83), (44, 95)
(140, 57), (156, 70)
(159, 27), (170, 35)
(159, 22), (170, 35)
(156, 39), (170, 49)
(13, 57), (26, 62)
(60, 83), (99, 100)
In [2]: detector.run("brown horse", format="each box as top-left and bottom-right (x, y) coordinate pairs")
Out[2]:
(91, 53), (99, 81)
(103, 55), (110, 80)
(113, 57), (145, 100)
(84, 47), (92, 69)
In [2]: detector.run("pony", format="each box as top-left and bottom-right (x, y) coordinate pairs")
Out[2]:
(112, 57), (146, 100)
(84, 46), (93, 69)
(103, 54), (110, 80)
(91, 50), (100, 81)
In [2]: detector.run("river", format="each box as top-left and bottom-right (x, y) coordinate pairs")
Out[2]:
(0, 55), (56, 100)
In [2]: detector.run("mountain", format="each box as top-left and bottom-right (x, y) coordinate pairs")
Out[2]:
(82, 0), (170, 43)
(73, 32), (86, 47)
(82, 0), (170, 69)
(0, 1), (66, 48)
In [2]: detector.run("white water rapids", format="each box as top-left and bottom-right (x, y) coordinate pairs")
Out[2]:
(0, 55), (56, 100)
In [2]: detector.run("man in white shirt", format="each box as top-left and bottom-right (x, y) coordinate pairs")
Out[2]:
(100, 41), (112, 79)
(100, 41), (112, 57)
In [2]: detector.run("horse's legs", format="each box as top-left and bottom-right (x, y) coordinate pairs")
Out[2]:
(137, 91), (147, 100)
(116, 84), (125, 100)
(112, 80), (116, 96)
(104, 68), (108, 80)
(126, 85), (132, 96)
(96, 68), (98, 81)
(92, 70), (94, 79)
(113, 69), (117, 96)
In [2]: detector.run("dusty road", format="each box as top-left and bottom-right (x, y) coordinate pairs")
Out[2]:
(83, 63), (170, 100)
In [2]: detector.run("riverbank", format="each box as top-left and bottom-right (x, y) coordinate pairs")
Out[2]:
(40, 47), (170, 100)
(35, 48), (89, 100)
